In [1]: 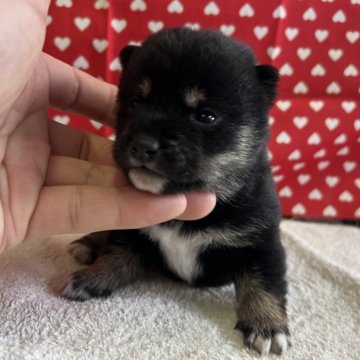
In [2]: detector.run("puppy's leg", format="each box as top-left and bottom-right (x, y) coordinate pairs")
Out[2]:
(234, 247), (289, 355)
(60, 230), (155, 301)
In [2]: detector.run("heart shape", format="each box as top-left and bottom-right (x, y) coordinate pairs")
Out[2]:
(279, 186), (292, 198)
(93, 39), (108, 53)
(325, 176), (339, 187)
(346, 31), (359, 43)
(325, 118), (339, 130)
(308, 189), (323, 200)
(109, 57), (122, 71)
(74, 17), (91, 31)
(334, 133), (347, 144)
(311, 64), (326, 76)
(130, 0), (147, 12)
(309, 101), (324, 112)
(332, 10), (346, 23)
(303, 7), (316, 21)
(314, 149), (326, 158)
(288, 150), (301, 161)
(297, 48), (311, 60)
(293, 82), (308, 94)
(317, 161), (330, 171)
(323, 206), (337, 217)
(328, 49), (343, 61)
(293, 116), (308, 129)
(54, 37), (71, 51)
(279, 63), (293, 76)
(148, 21), (164, 33)
(111, 19), (127, 33)
(326, 82), (341, 94)
(298, 174), (311, 185)
(253, 26), (268, 40)
(285, 27), (299, 41)
(94, 0), (109, 9)
(293, 163), (306, 171)
(277, 100), (291, 111)
(73, 56), (89, 70)
(307, 132), (321, 145)
(273, 5), (286, 19)
(204, 2), (220, 16)
(344, 64), (358, 76)
(315, 29), (329, 42)
(292, 204), (306, 215)
(220, 25), (236, 36)
(343, 161), (357, 173)
(339, 191), (353, 202)
(239, 3), (254, 17)
(342, 101), (356, 113)
(168, 0), (184, 13)
(337, 146), (349, 156)
(267, 46), (281, 59)
(276, 131), (291, 144)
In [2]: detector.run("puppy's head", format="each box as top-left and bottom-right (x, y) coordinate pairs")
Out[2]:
(114, 28), (278, 201)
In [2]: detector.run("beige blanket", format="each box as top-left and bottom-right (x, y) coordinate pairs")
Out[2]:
(1, 220), (359, 359)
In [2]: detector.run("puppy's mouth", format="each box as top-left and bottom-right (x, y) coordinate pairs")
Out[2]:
(127, 166), (168, 194)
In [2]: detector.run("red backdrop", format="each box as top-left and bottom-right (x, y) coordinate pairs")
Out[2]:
(44, 0), (360, 220)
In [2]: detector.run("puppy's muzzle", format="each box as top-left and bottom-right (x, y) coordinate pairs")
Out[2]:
(130, 135), (160, 163)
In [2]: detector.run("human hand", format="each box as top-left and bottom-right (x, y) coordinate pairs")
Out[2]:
(0, 1), (216, 253)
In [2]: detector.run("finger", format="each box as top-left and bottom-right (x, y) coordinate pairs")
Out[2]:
(48, 121), (116, 166)
(46, 155), (128, 187)
(178, 192), (217, 221)
(44, 53), (118, 127)
(26, 185), (188, 241)
(46, 156), (216, 219)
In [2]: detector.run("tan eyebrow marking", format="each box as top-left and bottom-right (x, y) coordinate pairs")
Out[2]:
(139, 78), (151, 97)
(184, 87), (206, 107)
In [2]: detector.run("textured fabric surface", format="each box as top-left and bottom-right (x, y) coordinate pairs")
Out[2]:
(0, 220), (359, 359)
(44, 0), (360, 220)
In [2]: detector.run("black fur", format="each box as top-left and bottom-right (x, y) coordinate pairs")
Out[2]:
(62, 28), (289, 355)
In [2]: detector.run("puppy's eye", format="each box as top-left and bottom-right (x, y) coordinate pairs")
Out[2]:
(195, 110), (217, 124)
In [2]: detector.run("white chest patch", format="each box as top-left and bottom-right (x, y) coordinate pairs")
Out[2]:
(143, 225), (205, 283)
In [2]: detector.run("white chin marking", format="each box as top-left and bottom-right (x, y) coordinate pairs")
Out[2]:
(128, 168), (167, 194)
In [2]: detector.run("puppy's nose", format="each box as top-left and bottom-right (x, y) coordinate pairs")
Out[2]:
(130, 135), (160, 163)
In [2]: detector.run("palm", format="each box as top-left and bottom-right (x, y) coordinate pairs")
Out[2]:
(0, 57), (50, 250)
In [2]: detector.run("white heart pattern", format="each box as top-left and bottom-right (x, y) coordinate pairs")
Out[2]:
(130, 0), (147, 12)
(73, 56), (89, 69)
(111, 19), (127, 33)
(54, 37), (71, 51)
(168, 0), (184, 14)
(74, 17), (91, 31)
(239, 3), (254, 17)
(204, 2), (220, 16)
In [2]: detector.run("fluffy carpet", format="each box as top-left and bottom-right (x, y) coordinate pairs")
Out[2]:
(0, 220), (359, 359)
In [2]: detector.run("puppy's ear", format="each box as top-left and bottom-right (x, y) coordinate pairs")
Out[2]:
(256, 65), (279, 105)
(119, 45), (140, 70)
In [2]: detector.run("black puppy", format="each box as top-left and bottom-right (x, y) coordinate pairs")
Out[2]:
(61, 28), (290, 356)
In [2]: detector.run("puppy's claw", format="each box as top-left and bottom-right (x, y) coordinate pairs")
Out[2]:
(59, 271), (112, 301)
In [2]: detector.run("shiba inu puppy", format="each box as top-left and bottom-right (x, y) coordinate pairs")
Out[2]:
(61, 28), (290, 356)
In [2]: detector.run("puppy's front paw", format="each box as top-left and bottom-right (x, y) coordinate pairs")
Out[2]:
(236, 322), (290, 355)
(59, 270), (113, 301)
